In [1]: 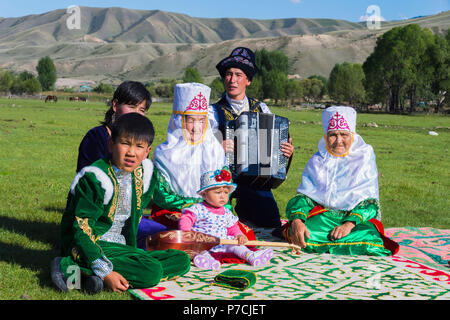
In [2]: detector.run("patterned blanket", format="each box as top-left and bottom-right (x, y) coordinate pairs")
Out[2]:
(384, 227), (449, 272)
(130, 226), (450, 300)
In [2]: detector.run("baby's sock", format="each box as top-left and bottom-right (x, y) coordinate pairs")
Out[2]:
(229, 246), (274, 267)
(246, 248), (274, 266)
(193, 251), (221, 270)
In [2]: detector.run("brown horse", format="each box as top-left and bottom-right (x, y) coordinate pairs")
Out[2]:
(45, 95), (58, 103)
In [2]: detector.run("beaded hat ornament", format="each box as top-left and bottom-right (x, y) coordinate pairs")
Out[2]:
(322, 106), (356, 134)
(197, 166), (237, 194)
(173, 82), (211, 115)
(216, 47), (259, 80)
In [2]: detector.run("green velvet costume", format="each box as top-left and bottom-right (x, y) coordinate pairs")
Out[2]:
(59, 158), (190, 289)
(285, 194), (392, 256)
(151, 166), (203, 211)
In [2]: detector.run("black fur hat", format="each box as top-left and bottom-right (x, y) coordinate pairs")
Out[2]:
(216, 47), (259, 80)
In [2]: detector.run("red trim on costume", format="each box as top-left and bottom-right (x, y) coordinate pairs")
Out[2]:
(369, 218), (400, 255)
(238, 221), (256, 241)
(150, 204), (182, 230)
(307, 206), (328, 219)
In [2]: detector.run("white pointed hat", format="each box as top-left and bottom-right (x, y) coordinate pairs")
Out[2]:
(173, 82), (211, 115)
(322, 106), (357, 134)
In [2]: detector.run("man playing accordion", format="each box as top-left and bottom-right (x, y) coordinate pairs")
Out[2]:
(210, 47), (295, 236)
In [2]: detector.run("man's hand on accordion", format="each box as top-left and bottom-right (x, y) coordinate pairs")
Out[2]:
(223, 139), (234, 153)
(281, 137), (294, 158)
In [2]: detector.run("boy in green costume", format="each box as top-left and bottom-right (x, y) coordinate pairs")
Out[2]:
(51, 113), (190, 293)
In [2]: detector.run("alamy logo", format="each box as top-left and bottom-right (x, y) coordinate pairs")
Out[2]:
(66, 265), (81, 290)
(66, 5), (81, 30)
(366, 265), (381, 289)
(366, 5), (382, 30)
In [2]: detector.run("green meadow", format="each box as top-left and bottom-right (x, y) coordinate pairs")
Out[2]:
(0, 98), (449, 300)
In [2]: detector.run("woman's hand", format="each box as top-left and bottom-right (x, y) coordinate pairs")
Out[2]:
(290, 219), (310, 248)
(235, 234), (248, 245)
(329, 221), (356, 241)
(281, 137), (294, 158)
(103, 271), (129, 292)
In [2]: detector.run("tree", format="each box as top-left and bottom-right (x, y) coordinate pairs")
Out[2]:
(285, 78), (303, 104)
(254, 49), (290, 101)
(300, 78), (324, 102)
(145, 82), (157, 99)
(209, 77), (224, 100)
(0, 70), (14, 93)
(256, 49), (289, 75)
(18, 71), (35, 82)
(263, 70), (287, 103)
(182, 67), (203, 84)
(36, 56), (57, 91)
(155, 78), (178, 98)
(93, 83), (114, 94)
(328, 62), (365, 105)
(308, 75), (328, 96)
(246, 75), (264, 100)
(363, 24), (435, 113)
(22, 78), (42, 95)
(429, 31), (450, 112)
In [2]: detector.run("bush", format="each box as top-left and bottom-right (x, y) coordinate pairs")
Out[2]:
(93, 83), (114, 94)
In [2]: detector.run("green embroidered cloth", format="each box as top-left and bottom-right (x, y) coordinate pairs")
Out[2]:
(213, 269), (257, 291)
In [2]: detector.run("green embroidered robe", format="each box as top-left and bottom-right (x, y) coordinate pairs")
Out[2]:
(61, 157), (155, 266)
(286, 193), (392, 256)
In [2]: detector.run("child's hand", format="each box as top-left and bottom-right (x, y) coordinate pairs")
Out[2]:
(103, 271), (129, 293)
(235, 234), (248, 245)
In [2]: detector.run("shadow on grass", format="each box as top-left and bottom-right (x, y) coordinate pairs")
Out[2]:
(0, 215), (60, 246)
(43, 206), (66, 215)
(0, 215), (61, 289)
(0, 241), (58, 289)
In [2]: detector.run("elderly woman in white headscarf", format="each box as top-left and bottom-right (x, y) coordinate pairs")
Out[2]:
(149, 83), (251, 235)
(283, 106), (398, 256)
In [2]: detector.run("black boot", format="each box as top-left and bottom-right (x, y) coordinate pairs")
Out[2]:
(50, 257), (69, 293)
(82, 274), (104, 294)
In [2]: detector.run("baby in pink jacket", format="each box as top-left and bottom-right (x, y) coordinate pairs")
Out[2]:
(179, 166), (273, 270)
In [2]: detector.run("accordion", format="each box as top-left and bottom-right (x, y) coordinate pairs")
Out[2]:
(224, 111), (290, 189)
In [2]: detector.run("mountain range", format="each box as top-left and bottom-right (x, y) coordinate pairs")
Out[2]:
(0, 6), (449, 85)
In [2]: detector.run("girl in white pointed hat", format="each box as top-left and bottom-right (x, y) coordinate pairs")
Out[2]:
(283, 106), (399, 256)
(179, 166), (274, 270)
(150, 83), (257, 244)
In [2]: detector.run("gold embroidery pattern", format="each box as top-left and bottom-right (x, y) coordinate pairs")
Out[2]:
(348, 212), (364, 223)
(224, 109), (234, 121)
(291, 211), (307, 220)
(134, 165), (143, 211)
(76, 217), (97, 243)
(306, 241), (384, 248)
(107, 164), (119, 222)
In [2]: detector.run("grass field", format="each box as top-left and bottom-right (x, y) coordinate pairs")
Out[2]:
(0, 98), (449, 300)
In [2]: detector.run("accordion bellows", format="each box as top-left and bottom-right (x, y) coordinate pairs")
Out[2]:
(225, 112), (289, 189)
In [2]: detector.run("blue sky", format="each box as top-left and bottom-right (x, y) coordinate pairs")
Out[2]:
(0, 0), (448, 21)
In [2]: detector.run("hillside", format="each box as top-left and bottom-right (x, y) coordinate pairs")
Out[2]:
(0, 7), (448, 85)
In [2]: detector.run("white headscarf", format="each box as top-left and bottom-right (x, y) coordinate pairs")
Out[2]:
(297, 106), (380, 217)
(153, 83), (226, 198)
